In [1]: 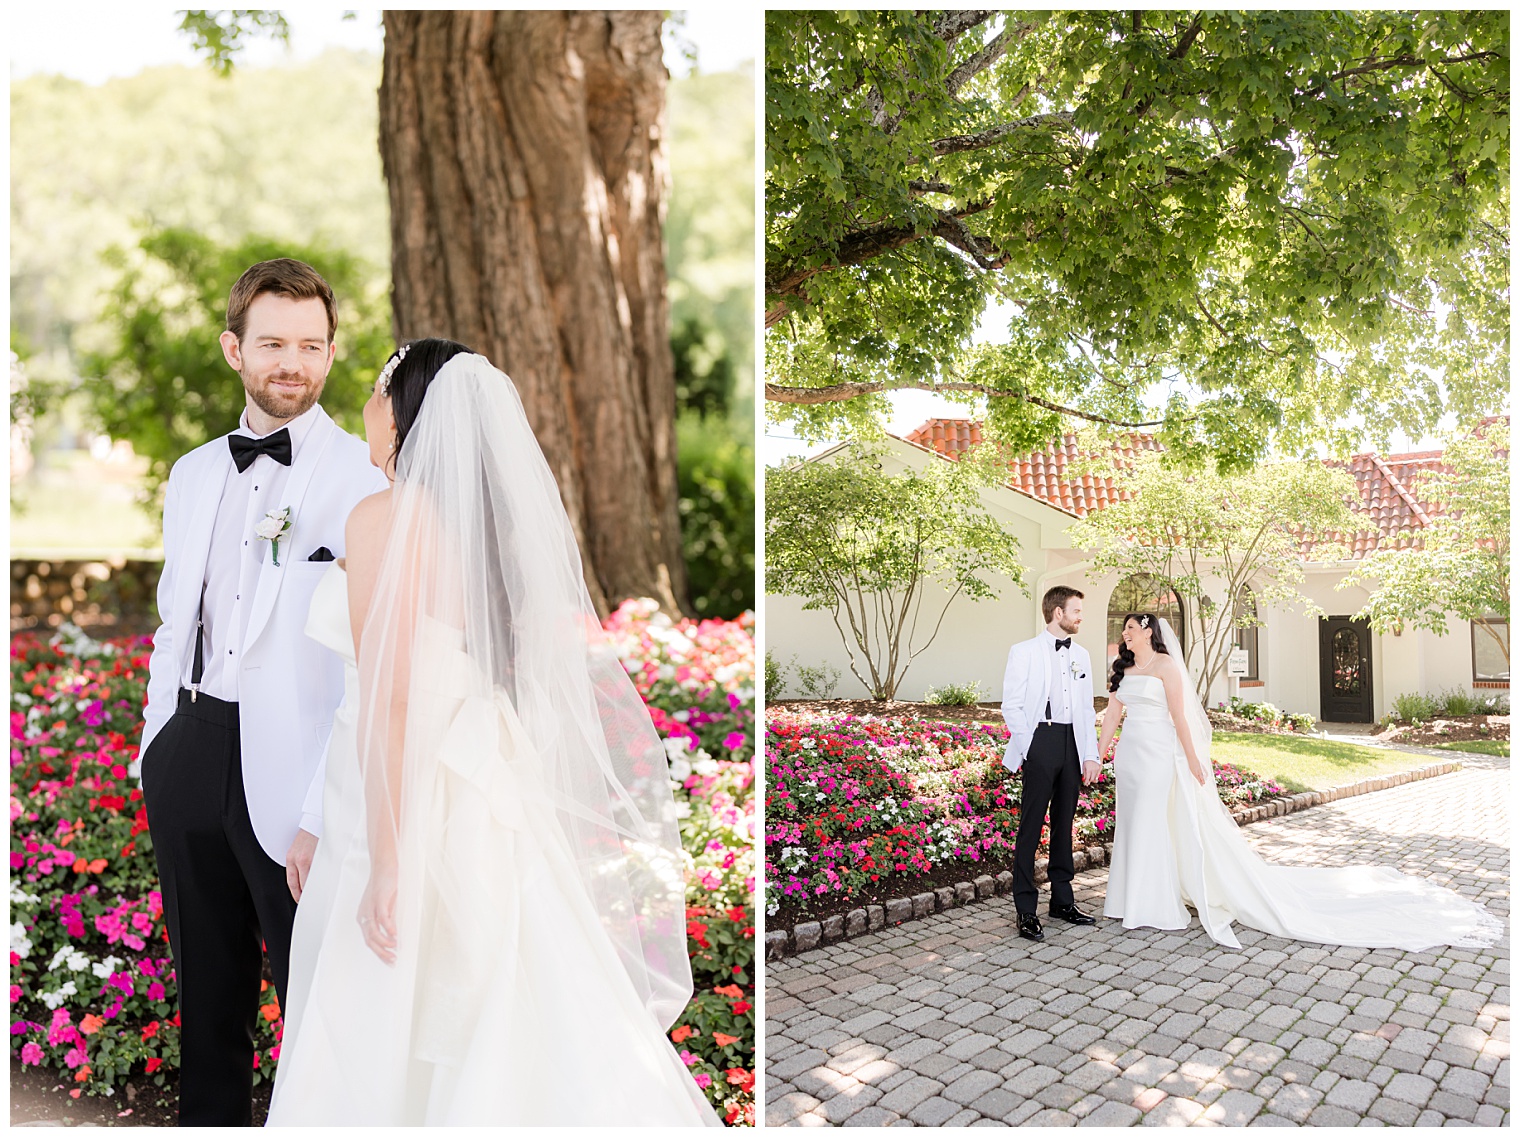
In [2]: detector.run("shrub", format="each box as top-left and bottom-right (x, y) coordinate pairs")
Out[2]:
(924, 681), (985, 706)
(15, 607), (757, 1125)
(794, 661), (841, 700)
(764, 651), (787, 699)
(1392, 692), (1439, 723)
(1434, 687), (1482, 717)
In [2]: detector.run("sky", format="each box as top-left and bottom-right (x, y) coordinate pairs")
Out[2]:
(9, 7), (757, 84)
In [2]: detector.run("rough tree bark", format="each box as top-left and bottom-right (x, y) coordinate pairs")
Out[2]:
(379, 10), (686, 616)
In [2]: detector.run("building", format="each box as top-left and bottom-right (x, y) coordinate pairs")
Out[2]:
(766, 420), (1508, 722)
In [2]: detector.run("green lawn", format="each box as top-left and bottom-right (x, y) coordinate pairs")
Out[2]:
(1432, 739), (1510, 757)
(1211, 731), (1445, 795)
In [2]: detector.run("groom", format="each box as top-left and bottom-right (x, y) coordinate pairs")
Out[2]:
(1001, 586), (1101, 942)
(139, 259), (385, 1124)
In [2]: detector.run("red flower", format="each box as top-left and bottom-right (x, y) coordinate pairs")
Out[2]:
(145, 1057), (163, 1074)
(671, 1024), (695, 1044)
(733, 1000), (751, 1016)
(725, 1068), (755, 1091)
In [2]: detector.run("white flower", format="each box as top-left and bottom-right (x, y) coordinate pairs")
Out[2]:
(11, 923), (33, 960)
(673, 800), (692, 819)
(40, 981), (77, 1010)
(254, 507), (292, 541)
(693, 752), (719, 777)
(663, 736), (692, 758)
(91, 955), (122, 979)
(67, 950), (90, 973)
(673, 709), (691, 723)
(10, 881), (39, 908)
(668, 756), (692, 783)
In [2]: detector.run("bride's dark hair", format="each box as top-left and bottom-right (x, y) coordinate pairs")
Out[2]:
(381, 337), (475, 463)
(1109, 612), (1169, 693)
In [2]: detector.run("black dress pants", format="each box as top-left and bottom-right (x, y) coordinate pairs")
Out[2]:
(1012, 722), (1081, 916)
(141, 689), (296, 1127)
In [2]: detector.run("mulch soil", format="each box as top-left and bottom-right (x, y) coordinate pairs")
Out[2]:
(9, 1061), (271, 1127)
(1373, 714), (1510, 748)
(767, 698), (1011, 726)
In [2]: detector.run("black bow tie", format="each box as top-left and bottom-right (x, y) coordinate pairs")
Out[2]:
(1054, 638), (1071, 650)
(228, 429), (292, 473)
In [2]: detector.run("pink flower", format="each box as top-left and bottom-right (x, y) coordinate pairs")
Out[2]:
(9, 985), (21, 1004)
(699, 871), (723, 890)
(147, 982), (165, 1002)
(694, 1072), (712, 1088)
(20, 1042), (42, 1066)
(723, 732), (746, 751)
(680, 1050), (699, 1067)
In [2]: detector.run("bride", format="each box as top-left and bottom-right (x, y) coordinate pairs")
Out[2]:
(1099, 612), (1502, 952)
(266, 340), (720, 1125)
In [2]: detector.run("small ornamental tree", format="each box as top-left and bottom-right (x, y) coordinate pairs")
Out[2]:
(766, 452), (1025, 700)
(1341, 420), (1509, 666)
(1068, 451), (1359, 699)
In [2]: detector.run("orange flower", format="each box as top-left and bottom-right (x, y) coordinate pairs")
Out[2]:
(670, 1025), (695, 1044)
(72, 857), (88, 873)
(260, 1002), (280, 1023)
(88, 859), (108, 873)
(75, 1067), (91, 1083)
(712, 983), (743, 998)
(79, 1015), (104, 1036)
(713, 1032), (740, 1047)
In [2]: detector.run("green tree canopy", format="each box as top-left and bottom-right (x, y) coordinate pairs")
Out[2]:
(766, 450), (1025, 699)
(766, 10), (1509, 466)
(1067, 449), (1361, 697)
(1341, 419), (1509, 662)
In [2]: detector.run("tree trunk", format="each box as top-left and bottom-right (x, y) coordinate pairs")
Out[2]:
(379, 10), (686, 616)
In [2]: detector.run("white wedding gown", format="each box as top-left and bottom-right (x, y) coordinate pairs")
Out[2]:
(1104, 673), (1502, 952)
(266, 566), (720, 1126)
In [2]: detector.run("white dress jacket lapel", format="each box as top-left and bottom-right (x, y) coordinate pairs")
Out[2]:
(241, 410), (337, 656)
(171, 450), (234, 683)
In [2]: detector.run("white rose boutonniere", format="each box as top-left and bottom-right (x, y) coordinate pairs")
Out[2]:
(255, 507), (293, 566)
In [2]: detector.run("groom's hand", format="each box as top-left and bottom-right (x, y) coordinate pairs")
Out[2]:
(1081, 761), (1100, 786)
(285, 829), (319, 902)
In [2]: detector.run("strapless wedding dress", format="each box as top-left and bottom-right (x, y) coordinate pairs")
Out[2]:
(1103, 673), (1502, 951)
(266, 565), (719, 1126)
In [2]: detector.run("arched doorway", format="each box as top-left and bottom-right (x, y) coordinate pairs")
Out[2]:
(1107, 574), (1185, 656)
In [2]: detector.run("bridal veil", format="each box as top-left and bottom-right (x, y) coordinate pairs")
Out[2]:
(352, 352), (692, 1040)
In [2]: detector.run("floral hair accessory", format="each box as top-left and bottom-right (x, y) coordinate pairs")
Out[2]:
(376, 343), (410, 398)
(1139, 615), (1151, 628)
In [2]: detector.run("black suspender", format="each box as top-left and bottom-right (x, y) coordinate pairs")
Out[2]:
(190, 594), (205, 702)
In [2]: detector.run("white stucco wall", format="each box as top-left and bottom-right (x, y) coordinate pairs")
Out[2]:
(766, 439), (1509, 720)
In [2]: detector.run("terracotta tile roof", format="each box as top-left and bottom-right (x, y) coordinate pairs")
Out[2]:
(898, 417), (1503, 561)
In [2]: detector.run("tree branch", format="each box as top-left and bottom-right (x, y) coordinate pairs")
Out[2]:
(929, 111), (1074, 157)
(765, 378), (1173, 428)
(1168, 13), (1205, 59)
(933, 11), (994, 44)
(946, 22), (1028, 96)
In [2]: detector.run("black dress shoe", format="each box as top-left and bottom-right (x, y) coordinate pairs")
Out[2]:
(1017, 913), (1044, 942)
(1049, 903), (1096, 925)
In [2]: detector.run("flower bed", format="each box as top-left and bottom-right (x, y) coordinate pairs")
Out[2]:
(14, 603), (755, 1126)
(764, 710), (1288, 928)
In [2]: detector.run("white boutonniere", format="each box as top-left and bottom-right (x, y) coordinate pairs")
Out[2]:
(255, 507), (293, 566)
(1070, 657), (1084, 681)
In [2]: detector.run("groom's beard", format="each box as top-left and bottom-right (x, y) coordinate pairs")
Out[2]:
(1056, 617), (1080, 635)
(242, 367), (324, 421)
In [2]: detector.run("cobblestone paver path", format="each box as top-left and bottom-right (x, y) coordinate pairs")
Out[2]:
(765, 754), (1509, 1126)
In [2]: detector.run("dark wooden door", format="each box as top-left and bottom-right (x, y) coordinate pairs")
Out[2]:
(1320, 617), (1374, 722)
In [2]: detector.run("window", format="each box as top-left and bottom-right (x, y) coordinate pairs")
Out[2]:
(1472, 617), (1509, 684)
(1107, 574), (1185, 654)
(1234, 589), (1261, 681)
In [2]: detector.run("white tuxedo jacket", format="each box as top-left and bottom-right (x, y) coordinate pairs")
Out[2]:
(140, 406), (387, 862)
(999, 635), (1100, 772)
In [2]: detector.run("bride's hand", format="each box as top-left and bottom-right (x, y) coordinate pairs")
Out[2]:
(357, 865), (398, 965)
(1188, 757), (1207, 786)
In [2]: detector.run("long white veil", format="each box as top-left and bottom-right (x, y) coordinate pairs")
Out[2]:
(353, 352), (692, 1044)
(1156, 616), (1214, 783)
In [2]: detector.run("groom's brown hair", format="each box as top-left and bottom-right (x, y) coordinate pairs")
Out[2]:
(225, 259), (338, 343)
(1041, 585), (1084, 622)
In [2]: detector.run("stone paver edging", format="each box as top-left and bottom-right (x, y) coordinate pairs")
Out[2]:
(766, 759), (1464, 961)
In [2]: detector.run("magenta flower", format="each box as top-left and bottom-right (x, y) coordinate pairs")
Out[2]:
(19, 1042), (42, 1066)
